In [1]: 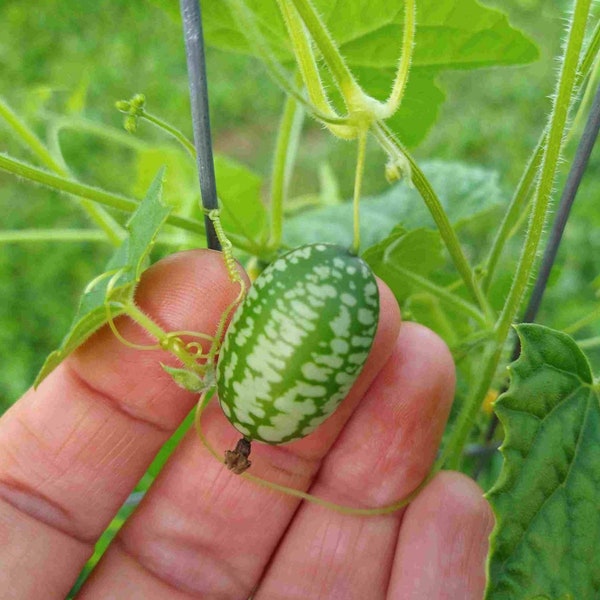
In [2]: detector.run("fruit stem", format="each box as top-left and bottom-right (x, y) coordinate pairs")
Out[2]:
(373, 122), (494, 321)
(351, 128), (368, 255)
(269, 92), (304, 250)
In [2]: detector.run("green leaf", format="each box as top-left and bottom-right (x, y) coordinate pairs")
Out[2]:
(134, 146), (197, 211)
(283, 160), (504, 249)
(486, 324), (600, 600)
(362, 225), (443, 301)
(198, 0), (537, 144)
(198, 0), (538, 68)
(214, 154), (268, 244)
(151, 0), (537, 144)
(133, 147), (266, 246)
(34, 169), (171, 386)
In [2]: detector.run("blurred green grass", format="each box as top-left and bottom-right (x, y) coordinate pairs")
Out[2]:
(1, 0), (599, 409)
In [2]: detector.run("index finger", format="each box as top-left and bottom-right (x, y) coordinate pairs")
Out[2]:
(0, 250), (243, 599)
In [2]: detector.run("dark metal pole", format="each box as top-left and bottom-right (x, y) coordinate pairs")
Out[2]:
(180, 0), (221, 251)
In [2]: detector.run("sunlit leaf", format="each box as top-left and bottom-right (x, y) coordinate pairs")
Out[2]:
(196, 0), (538, 144)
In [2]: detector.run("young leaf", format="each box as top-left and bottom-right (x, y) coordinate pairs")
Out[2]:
(214, 154), (268, 245)
(34, 169), (171, 387)
(362, 225), (443, 301)
(486, 324), (600, 600)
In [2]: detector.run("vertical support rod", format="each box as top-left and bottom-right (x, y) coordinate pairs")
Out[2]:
(180, 0), (221, 251)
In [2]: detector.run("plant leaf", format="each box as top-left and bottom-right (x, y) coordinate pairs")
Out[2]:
(200, 0), (537, 144)
(283, 160), (504, 249)
(198, 0), (538, 68)
(362, 225), (443, 301)
(486, 324), (600, 600)
(152, 0), (537, 144)
(134, 146), (197, 211)
(34, 169), (171, 386)
(214, 154), (268, 245)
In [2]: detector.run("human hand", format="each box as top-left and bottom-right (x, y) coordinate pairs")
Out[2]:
(0, 250), (493, 599)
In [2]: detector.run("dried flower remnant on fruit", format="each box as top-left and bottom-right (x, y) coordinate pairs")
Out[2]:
(224, 437), (252, 474)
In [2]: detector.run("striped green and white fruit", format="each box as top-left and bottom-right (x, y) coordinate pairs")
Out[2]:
(216, 243), (380, 445)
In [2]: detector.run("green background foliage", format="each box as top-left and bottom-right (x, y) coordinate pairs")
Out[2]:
(3, 0), (599, 408)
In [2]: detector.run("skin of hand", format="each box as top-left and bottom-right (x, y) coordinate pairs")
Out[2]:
(0, 250), (494, 599)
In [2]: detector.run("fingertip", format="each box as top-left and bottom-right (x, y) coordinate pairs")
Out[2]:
(134, 249), (249, 330)
(390, 470), (493, 600)
(417, 471), (494, 533)
(398, 321), (456, 405)
(376, 276), (402, 336)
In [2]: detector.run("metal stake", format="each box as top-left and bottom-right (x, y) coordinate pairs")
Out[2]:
(180, 0), (221, 251)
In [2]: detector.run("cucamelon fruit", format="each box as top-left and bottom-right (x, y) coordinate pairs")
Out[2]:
(216, 243), (379, 445)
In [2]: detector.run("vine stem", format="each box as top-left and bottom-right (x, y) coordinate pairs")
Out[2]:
(277, 0), (338, 121)
(269, 92), (304, 249)
(122, 303), (201, 371)
(475, 76), (600, 467)
(0, 97), (65, 174)
(482, 20), (600, 292)
(380, 0), (416, 118)
(522, 79), (600, 322)
(141, 110), (196, 158)
(373, 122), (493, 320)
(444, 0), (593, 469)
(564, 305), (600, 335)
(224, 0), (348, 128)
(482, 141), (543, 292)
(48, 115), (149, 153)
(577, 336), (600, 349)
(0, 229), (106, 243)
(0, 153), (266, 257)
(289, 0), (362, 104)
(494, 0), (591, 345)
(0, 97), (124, 245)
(0, 229), (190, 246)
